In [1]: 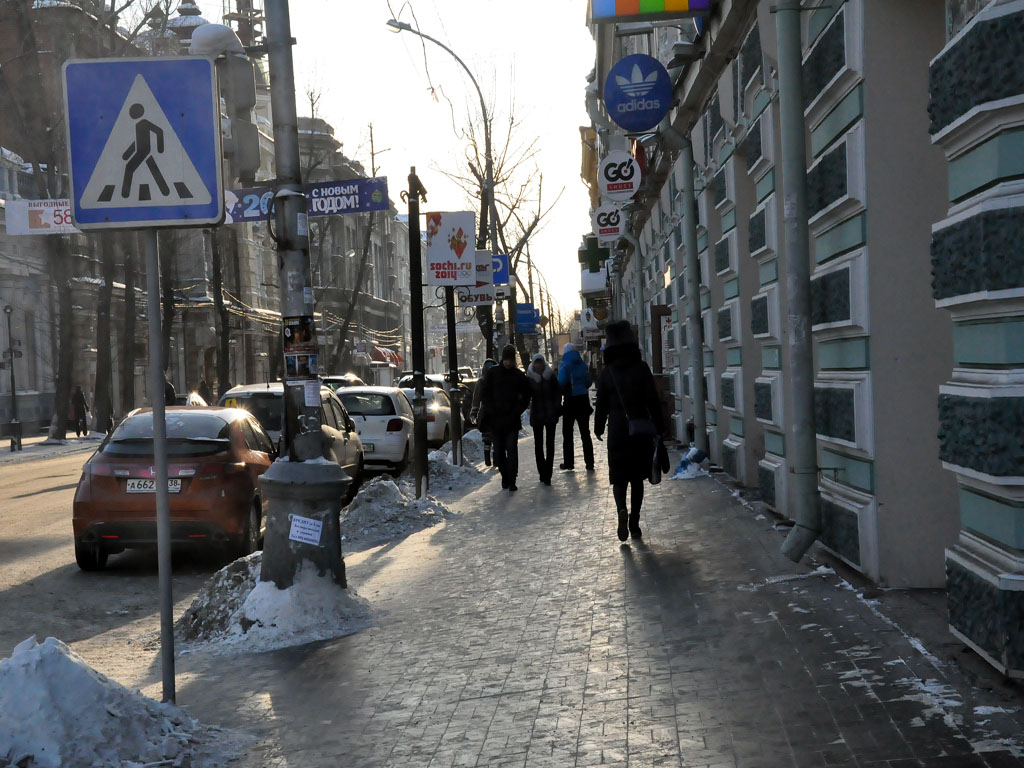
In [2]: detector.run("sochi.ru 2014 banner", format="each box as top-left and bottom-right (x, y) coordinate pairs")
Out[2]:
(425, 211), (476, 286)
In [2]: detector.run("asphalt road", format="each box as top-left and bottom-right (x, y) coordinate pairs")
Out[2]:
(0, 451), (227, 674)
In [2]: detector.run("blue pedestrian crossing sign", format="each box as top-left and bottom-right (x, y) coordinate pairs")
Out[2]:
(63, 57), (224, 230)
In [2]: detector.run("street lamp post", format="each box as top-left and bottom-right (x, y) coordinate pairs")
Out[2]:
(387, 18), (504, 349)
(4, 305), (20, 452)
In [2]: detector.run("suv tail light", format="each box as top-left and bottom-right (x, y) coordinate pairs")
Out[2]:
(198, 461), (247, 479)
(386, 418), (404, 432)
(426, 414), (436, 423)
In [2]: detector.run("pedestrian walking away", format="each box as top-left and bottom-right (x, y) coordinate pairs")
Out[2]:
(70, 385), (90, 437)
(197, 378), (213, 405)
(470, 358), (497, 467)
(594, 320), (664, 542)
(526, 353), (561, 485)
(164, 376), (176, 406)
(478, 345), (531, 491)
(557, 342), (594, 471)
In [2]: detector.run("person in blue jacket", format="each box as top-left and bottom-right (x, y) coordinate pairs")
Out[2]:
(557, 343), (595, 471)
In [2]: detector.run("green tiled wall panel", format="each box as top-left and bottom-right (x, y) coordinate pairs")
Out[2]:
(727, 347), (743, 367)
(765, 431), (785, 456)
(756, 170), (775, 202)
(814, 213), (866, 264)
(820, 448), (874, 493)
(724, 278), (739, 299)
(722, 208), (737, 233)
(763, 345), (782, 369)
(954, 319), (1024, 367)
(818, 337), (870, 370)
(811, 85), (863, 157)
(760, 259), (779, 285)
(960, 487), (1024, 552)
(949, 127), (1024, 202)
(731, 416), (745, 437)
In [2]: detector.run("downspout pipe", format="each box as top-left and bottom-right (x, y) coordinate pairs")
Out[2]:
(776, 0), (821, 563)
(620, 232), (646, 358)
(679, 136), (708, 455)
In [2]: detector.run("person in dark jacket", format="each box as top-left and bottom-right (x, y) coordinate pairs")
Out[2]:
(526, 353), (561, 485)
(471, 358), (497, 466)
(164, 377), (176, 406)
(594, 320), (664, 541)
(70, 385), (89, 437)
(197, 379), (213, 405)
(557, 343), (595, 471)
(479, 345), (532, 491)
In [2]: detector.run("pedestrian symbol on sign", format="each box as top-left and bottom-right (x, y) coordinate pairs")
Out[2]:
(80, 75), (210, 210)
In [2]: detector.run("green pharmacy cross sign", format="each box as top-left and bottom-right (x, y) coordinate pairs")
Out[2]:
(579, 236), (611, 273)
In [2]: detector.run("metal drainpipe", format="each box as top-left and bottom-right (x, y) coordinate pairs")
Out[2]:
(620, 232), (646, 357)
(678, 136), (709, 455)
(776, 0), (821, 562)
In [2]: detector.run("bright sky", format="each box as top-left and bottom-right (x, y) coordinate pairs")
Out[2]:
(194, 0), (596, 314)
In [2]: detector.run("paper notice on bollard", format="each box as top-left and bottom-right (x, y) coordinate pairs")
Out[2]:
(289, 514), (324, 546)
(304, 380), (320, 407)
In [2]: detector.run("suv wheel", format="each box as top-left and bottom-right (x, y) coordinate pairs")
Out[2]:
(75, 540), (108, 571)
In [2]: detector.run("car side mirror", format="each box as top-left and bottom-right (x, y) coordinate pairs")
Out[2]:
(346, 417), (355, 432)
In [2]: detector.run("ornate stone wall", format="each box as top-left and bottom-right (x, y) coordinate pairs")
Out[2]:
(814, 386), (856, 442)
(821, 499), (861, 565)
(803, 9), (845, 109)
(930, 208), (1024, 300)
(937, 395), (1024, 476)
(810, 267), (851, 325)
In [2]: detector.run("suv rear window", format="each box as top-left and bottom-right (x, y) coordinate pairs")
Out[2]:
(224, 392), (282, 433)
(338, 393), (396, 416)
(102, 412), (233, 457)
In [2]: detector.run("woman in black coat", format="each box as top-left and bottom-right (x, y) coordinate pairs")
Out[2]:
(593, 320), (664, 541)
(526, 353), (561, 485)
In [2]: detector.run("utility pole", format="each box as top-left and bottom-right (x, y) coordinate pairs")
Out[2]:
(258, 0), (349, 590)
(680, 139), (707, 455)
(406, 169), (429, 497)
(3, 305), (20, 451)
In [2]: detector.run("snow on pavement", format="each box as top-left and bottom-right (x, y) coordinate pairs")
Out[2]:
(343, 475), (453, 548)
(0, 636), (241, 768)
(175, 554), (371, 654)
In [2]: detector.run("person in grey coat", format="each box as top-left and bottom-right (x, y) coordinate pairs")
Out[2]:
(526, 353), (561, 485)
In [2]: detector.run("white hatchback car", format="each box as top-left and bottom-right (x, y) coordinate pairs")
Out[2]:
(401, 387), (453, 447)
(336, 387), (415, 474)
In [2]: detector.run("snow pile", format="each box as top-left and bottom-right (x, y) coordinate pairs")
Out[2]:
(0, 636), (237, 768)
(343, 476), (453, 547)
(404, 449), (485, 494)
(436, 429), (486, 465)
(671, 462), (708, 480)
(175, 553), (371, 653)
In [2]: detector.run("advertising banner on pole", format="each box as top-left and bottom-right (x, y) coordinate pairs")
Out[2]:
(458, 251), (495, 306)
(3, 199), (81, 235)
(603, 54), (673, 132)
(425, 211), (476, 286)
(224, 177), (390, 223)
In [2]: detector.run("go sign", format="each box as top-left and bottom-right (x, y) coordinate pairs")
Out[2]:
(598, 151), (642, 202)
(592, 203), (624, 241)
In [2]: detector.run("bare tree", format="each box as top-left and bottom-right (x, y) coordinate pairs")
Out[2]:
(435, 95), (563, 366)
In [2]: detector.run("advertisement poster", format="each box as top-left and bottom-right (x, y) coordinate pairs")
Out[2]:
(424, 211), (475, 286)
(224, 177), (389, 224)
(459, 250), (495, 306)
(3, 199), (81, 235)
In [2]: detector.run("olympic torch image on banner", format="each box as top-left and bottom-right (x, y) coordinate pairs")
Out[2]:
(425, 211), (476, 286)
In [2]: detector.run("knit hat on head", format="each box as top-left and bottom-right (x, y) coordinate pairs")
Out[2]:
(603, 319), (635, 349)
(501, 344), (517, 361)
(562, 342), (574, 355)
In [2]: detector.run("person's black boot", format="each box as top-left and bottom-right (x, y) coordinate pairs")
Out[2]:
(484, 449), (491, 466)
(617, 509), (628, 542)
(628, 511), (642, 539)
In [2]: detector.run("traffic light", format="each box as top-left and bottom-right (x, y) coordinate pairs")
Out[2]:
(218, 53), (260, 186)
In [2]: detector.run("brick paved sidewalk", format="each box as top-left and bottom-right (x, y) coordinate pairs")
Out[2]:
(173, 435), (1024, 767)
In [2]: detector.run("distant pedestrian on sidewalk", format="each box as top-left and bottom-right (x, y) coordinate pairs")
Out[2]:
(557, 343), (595, 471)
(526, 353), (561, 485)
(471, 358), (497, 466)
(197, 378), (213, 405)
(164, 377), (176, 406)
(70, 385), (90, 437)
(594, 321), (663, 542)
(479, 345), (531, 492)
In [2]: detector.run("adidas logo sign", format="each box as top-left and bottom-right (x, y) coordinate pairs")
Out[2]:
(615, 64), (659, 99)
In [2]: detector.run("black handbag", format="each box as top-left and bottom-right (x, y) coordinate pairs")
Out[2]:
(611, 371), (657, 437)
(650, 436), (663, 485)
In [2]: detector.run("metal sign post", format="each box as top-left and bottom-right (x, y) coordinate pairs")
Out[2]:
(63, 55), (225, 705)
